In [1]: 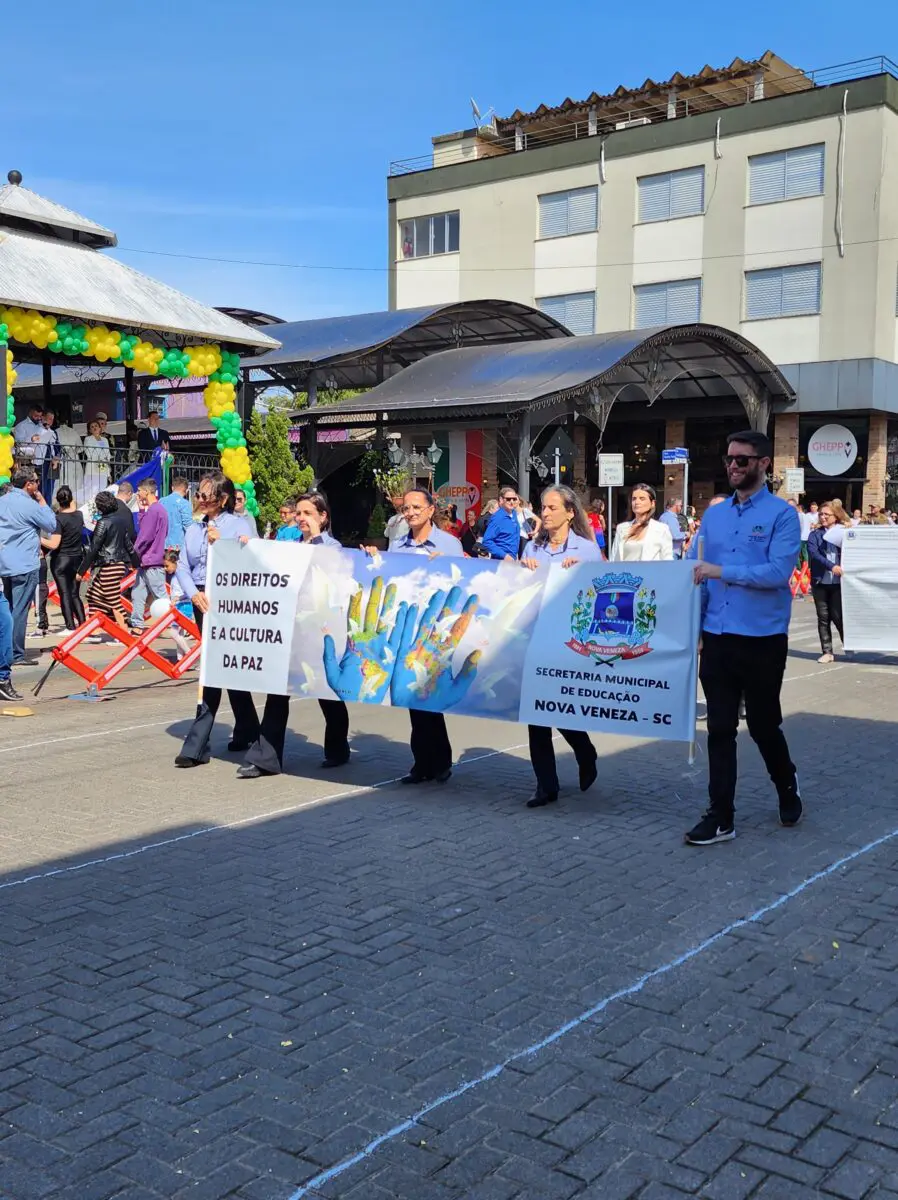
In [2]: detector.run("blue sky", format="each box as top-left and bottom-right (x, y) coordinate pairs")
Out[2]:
(2, 2), (887, 321)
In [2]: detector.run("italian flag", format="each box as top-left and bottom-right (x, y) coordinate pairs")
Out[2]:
(431, 429), (483, 515)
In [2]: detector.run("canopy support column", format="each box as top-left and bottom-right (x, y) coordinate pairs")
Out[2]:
(42, 353), (52, 410)
(123, 366), (136, 424)
(516, 409), (531, 503)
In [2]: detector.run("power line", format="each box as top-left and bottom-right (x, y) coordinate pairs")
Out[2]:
(115, 234), (898, 275)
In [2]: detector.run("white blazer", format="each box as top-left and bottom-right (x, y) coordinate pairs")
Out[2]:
(609, 518), (674, 562)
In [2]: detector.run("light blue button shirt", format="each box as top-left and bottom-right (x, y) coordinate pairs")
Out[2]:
(0, 488), (59, 576)
(302, 531), (342, 548)
(522, 530), (603, 564)
(659, 510), (686, 557)
(392, 526), (464, 558)
(700, 488), (800, 637)
(160, 491), (193, 550)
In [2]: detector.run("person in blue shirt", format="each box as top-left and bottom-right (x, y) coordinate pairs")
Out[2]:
(237, 491), (351, 779)
(520, 486), (601, 808)
(686, 430), (802, 847)
(160, 476), (193, 550)
(363, 487), (464, 785)
(275, 499), (302, 542)
(659, 498), (687, 559)
(0, 468), (60, 666)
(481, 487), (522, 560)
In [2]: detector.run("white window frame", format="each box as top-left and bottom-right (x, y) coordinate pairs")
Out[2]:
(636, 166), (705, 223)
(743, 263), (822, 320)
(399, 211), (460, 260)
(536, 291), (597, 336)
(748, 144), (825, 206)
(632, 278), (702, 328)
(537, 186), (599, 239)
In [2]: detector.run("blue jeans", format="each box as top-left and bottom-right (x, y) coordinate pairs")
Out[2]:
(130, 566), (167, 628)
(0, 590), (12, 681)
(1, 569), (40, 662)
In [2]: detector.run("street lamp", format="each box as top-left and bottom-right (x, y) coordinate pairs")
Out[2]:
(426, 439), (443, 467)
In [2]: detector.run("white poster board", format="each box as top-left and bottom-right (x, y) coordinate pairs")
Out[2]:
(598, 454), (624, 488)
(841, 526), (898, 652)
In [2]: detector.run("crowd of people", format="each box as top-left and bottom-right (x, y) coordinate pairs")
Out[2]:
(0, 433), (893, 845)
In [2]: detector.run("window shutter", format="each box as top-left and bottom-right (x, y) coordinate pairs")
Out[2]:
(781, 263), (821, 315)
(745, 269), (783, 319)
(634, 283), (669, 327)
(665, 278), (702, 322)
(669, 167), (704, 218)
(538, 292), (595, 335)
(562, 292), (596, 335)
(785, 145), (824, 198)
(749, 153), (787, 205)
(638, 174), (671, 222)
(567, 187), (598, 234)
(539, 192), (568, 238)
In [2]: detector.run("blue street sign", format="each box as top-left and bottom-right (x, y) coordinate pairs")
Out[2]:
(661, 447), (689, 465)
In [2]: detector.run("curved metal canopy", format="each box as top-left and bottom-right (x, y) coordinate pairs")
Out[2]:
(303, 324), (795, 425)
(245, 299), (571, 388)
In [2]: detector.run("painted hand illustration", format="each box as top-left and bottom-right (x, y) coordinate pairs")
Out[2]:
(323, 577), (408, 703)
(390, 585), (482, 711)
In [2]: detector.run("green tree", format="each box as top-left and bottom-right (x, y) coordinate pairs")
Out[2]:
(246, 409), (313, 531)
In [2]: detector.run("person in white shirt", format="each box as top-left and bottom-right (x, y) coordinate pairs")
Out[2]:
(610, 483), (674, 562)
(13, 404), (46, 462)
(384, 493), (409, 549)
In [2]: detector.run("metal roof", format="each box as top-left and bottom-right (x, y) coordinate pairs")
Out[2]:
(0, 228), (280, 352)
(246, 300), (570, 387)
(301, 324), (795, 423)
(0, 181), (117, 248)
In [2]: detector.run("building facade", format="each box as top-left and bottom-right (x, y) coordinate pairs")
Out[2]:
(388, 55), (898, 511)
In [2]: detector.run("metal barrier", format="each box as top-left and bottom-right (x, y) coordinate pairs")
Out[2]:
(12, 443), (221, 496)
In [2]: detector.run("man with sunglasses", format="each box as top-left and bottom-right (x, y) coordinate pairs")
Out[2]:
(686, 430), (802, 846)
(481, 487), (523, 560)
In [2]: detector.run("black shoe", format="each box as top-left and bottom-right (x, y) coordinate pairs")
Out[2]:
(526, 790), (558, 808)
(0, 679), (23, 703)
(578, 755), (598, 793)
(401, 768), (431, 785)
(12, 658), (40, 668)
(778, 774), (803, 827)
(227, 739), (253, 753)
(685, 811), (735, 845)
(237, 764), (272, 780)
(433, 767), (452, 784)
(321, 750), (350, 769)
(174, 754), (210, 768)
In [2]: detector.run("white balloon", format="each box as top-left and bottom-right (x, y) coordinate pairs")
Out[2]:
(149, 597), (172, 620)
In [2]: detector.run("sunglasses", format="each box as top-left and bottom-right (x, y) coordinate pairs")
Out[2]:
(502, 495), (520, 503)
(722, 454), (761, 468)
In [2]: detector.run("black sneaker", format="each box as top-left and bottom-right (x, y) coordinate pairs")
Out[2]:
(685, 811), (735, 846)
(0, 679), (23, 703)
(779, 774), (803, 827)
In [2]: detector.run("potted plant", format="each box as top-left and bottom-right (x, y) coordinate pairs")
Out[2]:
(366, 502), (388, 549)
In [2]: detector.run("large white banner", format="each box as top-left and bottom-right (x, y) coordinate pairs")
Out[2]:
(201, 541), (700, 740)
(842, 525), (898, 652)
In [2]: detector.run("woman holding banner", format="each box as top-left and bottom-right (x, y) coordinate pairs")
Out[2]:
(520, 486), (601, 808)
(362, 487), (464, 785)
(236, 492), (351, 779)
(174, 472), (262, 768)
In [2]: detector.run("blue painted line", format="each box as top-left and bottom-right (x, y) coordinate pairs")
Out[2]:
(286, 824), (898, 1199)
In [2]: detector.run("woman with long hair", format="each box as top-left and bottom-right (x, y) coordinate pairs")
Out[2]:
(82, 419), (110, 501)
(609, 483), (674, 562)
(175, 471), (262, 767)
(76, 490), (137, 632)
(520, 485), (601, 808)
(50, 485), (86, 632)
(237, 491), (351, 778)
(807, 499), (851, 663)
(587, 497), (607, 555)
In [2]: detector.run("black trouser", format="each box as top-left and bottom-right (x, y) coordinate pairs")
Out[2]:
(37, 558), (49, 631)
(51, 555), (85, 630)
(700, 632), (796, 818)
(179, 596), (260, 762)
(409, 709), (452, 776)
(812, 583), (843, 654)
(243, 695), (350, 775)
(528, 725), (596, 797)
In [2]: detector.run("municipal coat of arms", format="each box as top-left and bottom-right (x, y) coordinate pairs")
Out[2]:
(567, 572), (657, 664)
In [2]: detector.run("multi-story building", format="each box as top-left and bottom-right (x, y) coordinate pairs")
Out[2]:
(387, 52), (898, 510)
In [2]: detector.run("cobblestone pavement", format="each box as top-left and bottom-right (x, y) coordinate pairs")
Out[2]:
(1, 603), (898, 1199)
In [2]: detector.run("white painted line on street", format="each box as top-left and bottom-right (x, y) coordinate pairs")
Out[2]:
(0, 719), (175, 755)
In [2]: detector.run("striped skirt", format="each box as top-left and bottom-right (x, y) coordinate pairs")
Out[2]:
(87, 562), (128, 618)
